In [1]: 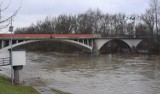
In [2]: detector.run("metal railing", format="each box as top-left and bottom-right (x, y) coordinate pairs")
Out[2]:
(0, 57), (10, 66)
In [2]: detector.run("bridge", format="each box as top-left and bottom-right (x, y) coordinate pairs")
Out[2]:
(0, 34), (144, 55)
(0, 34), (145, 85)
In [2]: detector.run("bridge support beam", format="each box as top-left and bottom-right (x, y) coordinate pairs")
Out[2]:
(87, 39), (89, 45)
(9, 40), (12, 46)
(0, 40), (1, 49)
(16, 40), (19, 44)
(90, 39), (94, 47)
(1, 40), (5, 48)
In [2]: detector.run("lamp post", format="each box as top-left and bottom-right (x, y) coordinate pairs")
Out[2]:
(129, 16), (136, 38)
(132, 17), (136, 38)
(155, 5), (159, 53)
(9, 19), (14, 84)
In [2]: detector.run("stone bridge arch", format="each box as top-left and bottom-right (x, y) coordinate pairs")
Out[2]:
(96, 39), (131, 51)
(95, 38), (143, 53)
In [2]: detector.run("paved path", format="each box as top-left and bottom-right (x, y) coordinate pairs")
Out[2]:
(34, 86), (56, 94)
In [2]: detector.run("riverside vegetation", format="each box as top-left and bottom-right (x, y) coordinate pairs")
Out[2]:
(0, 75), (39, 94)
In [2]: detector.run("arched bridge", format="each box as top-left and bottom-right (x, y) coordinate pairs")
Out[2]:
(0, 34), (144, 54)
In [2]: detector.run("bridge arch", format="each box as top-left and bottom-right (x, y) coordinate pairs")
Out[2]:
(98, 39), (131, 53)
(136, 39), (155, 53)
(0, 39), (93, 52)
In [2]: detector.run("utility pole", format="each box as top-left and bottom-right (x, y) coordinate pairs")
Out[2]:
(9, 18), (14, 84)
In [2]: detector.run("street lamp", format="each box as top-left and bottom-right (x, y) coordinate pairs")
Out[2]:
(9, 26), (14, 32)
(129, 16), (136, 38)
(9, 19), (14, 84)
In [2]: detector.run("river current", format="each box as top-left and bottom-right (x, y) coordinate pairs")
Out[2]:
(1, 51), (160, 94)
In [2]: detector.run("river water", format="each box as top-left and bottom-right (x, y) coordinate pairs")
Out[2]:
(1, 51), (160, 94)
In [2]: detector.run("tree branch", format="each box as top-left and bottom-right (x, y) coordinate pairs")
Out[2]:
(0, 0), (11, 12)
(0, 6), (20, 24)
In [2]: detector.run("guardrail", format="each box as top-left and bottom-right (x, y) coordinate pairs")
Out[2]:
(0, 57), (10, 66)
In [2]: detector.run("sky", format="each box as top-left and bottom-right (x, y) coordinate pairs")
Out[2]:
(1, 0), (150, 33)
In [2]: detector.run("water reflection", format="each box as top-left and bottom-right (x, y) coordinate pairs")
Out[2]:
(21, 52), (160, 94)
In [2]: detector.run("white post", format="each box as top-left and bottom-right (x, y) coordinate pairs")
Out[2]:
(87, 39), (89, 45)
(16, 40), (19, 44)
(82, 39), (84, 44)
(91, 39), (94, 47)
(9, 19), (14, 84)
(9, 40), (12, 46)
(1, 40), (4, 48)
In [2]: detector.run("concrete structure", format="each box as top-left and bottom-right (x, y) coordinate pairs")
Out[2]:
(0, 34), (143, 54)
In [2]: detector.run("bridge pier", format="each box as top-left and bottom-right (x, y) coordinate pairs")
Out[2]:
(130, 46), (137, 53)
(91, 39), (99, 56)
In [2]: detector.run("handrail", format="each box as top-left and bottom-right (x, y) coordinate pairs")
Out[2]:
(0, 57), (10, 66)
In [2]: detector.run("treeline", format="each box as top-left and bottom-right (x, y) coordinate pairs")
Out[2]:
(14, 0), (160, 53)
(15, 9), (150, 38)
(15, 8), (160, 39)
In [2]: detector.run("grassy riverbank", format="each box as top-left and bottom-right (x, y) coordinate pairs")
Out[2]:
(0, 75), (39, 94)
(52, 88), (71, 94)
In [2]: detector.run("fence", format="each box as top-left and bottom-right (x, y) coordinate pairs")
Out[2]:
(0, 57), (10, 66)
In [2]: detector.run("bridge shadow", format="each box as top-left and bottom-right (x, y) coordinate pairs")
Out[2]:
(99, 38), (158, 54)
(136, 39), (158, 54)
(99, 39), (131, 54)
(13, 41), (84, 54)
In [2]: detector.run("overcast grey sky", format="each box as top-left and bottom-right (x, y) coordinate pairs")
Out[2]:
(2, 0), (150, 32)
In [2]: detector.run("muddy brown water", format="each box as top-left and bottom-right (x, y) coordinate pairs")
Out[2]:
(1, 51), (160, 94)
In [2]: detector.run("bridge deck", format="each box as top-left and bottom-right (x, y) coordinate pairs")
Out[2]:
(0, 34), (100, 39)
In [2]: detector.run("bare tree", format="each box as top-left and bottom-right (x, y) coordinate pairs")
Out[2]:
(54, 15), (76, 34)
(141, 8), (155, 38)
(0, 0), (21, 31)
(149, 0), (160, 52)
(77, 13), (93, 34)
(99, 14), (110, 36)
(150, 0), (160, 33)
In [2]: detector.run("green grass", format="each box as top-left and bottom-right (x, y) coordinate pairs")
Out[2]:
(0, 75), (39, 94)
(52, 88), (71, 94)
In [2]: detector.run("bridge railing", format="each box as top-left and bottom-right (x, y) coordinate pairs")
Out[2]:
(0, 34), (101, 39)
(0, 57), (10, 66)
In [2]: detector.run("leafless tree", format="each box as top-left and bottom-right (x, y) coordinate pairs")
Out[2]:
(76, 13), (93, 34)
(0, 0), (21, 31)
(99, 14), (110, 36)
(54, 15), (76, 34)
(141, 8), (155, 38)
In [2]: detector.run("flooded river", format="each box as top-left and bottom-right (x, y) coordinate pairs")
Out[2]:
(1, 51), (160, 94)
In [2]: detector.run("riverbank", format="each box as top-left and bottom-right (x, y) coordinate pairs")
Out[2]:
(0, 73), (70, 94)
(0, 75), (39, 94)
